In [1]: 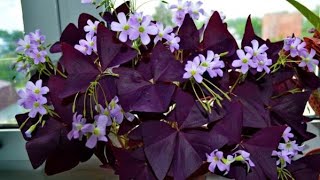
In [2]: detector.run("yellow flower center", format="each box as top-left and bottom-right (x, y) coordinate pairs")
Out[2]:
(123, 25), (130, 31)
(34, 102), (40, 108)
(34, 88), (40, 94)
(93, 128), (100, 136)
(191, 70), (197, 76)
(76, 124), (82, 131)
(139, 26), (145, 33)
(242, 58), (248, 63)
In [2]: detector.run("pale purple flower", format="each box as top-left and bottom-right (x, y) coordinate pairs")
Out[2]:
(154, 22), (173, 44)
(282, 127), (294, 142)
(74, 33), (97, 55)
(111, 12), (132, 42)
(234, 150), (255, 171)
(28, 96), (47, 118)
(206, 150), (229, 173)
(108, 96), (124, 124)
(26, 79), (49, 96)
(81, 0), (93, 3)
(86, 34), (97, 54)
(95, 104), (113, 126)
(109, 96), (135, 124)
(183, 56), (205, 83)
(129, 16), (158, 45)
(187, 1), (205, 20)
(278, 140), (304, 156)
(74, 39), (89, 55)
(130, 12), (145, 23)
(272, 150), (294, 168)
(165, 33), (180, 52)
(67, 113), (87, 140)
(232, 49), (257, 74)
(170, 0), (190, 26)
(299, 49), (319, 72)
(244, 40), (269, 61)
(82, 115), (110, 149)
(256, 54), (272, 73)
(17, 89), (34, 109)
(15, 62), (30, 73)
(84, 19), (100, 36)
(29, 49), (47, 64)
(283, 37), (306, 57)
(16, 35), (35, 53)
(29, 29), (45, 45)
(200, 50), (225, 78)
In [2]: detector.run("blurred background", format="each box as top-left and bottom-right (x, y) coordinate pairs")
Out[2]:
(0, 0), (319, 179)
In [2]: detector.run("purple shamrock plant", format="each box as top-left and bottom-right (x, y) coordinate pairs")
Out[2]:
(13, 1), (320, 179)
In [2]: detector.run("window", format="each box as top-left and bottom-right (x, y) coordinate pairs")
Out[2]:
(0, 0), (25, 126)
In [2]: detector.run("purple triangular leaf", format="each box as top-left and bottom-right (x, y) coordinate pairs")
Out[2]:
(150, 43), (185, 82)
(202, 11), (238, 57)
(178, 14), (200, 50)
(59, 43), (100, 98)
(141, 121), (177, 180)
(97, 24), (137, 70)
(270, 91), (316, 142)
(287, 154), (320, 180)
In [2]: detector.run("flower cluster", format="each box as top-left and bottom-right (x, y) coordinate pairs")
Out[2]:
(111, 12), (180, 51)
(17, 80), (49, 119)
(67, 96), (134, 149)
(183, 50), (225, 83)
(232, 40), (272, 74)
(272, 127), (304, 168)
(170, 0), (205, 26)
(283, 37), (319, 72)
(16, 29), (47, 66)
(75, 19), (99, 55)
(206, 149), (255, 175)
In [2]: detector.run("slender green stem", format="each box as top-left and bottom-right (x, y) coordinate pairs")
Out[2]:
(72, 92), (80, 113)
(229, 74), (242, 93)
(202, 82), (223, 100)
(191, 82), (209, 112)
(203, 78), (231, 101)
(19, 117), (30, 129)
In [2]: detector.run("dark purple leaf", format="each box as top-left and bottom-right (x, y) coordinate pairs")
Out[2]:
(270, 91), (316, 142)
(234, 80), (272, 128)
(44, 120), (93, 175)
(96, 76), (118, 103)
(237, 126), (286, 180)
(97, 24), (137, 70)
(150, 43), (185, 82)
(178, 14), (200, 50)
(202, 11), (238, 58)
(25, 119), (62, 169)
(287, 154), (320, 180)
(113, 147), (157, 180)
(59, 43), (100, 98)
(296, 67), (320, 90)
(141, 121), (176, 180)
(169, 89), (225, 129)
(211, 100), (243, 145)
(115, 67), (176, 112)
(48, 75), (74, 124)
(50, 23), (81, 53)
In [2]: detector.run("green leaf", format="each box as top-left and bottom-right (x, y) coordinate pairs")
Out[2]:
(287, 0), (320, 29)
